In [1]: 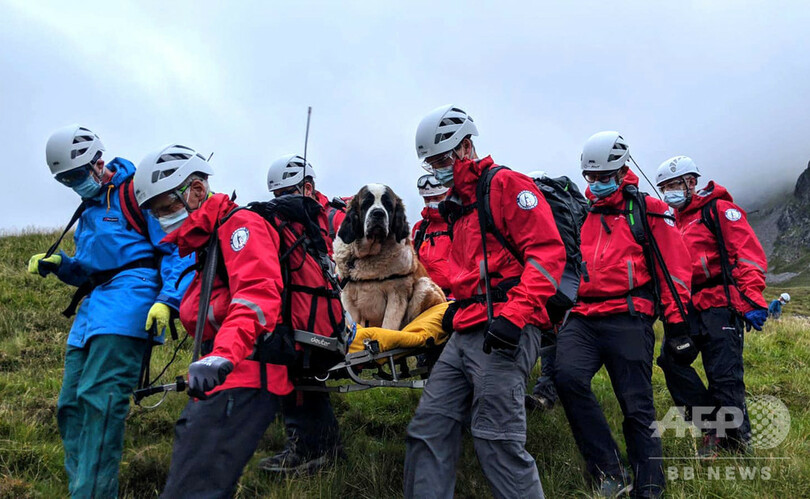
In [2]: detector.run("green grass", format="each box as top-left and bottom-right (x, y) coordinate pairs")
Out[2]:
(1, 232), (809, 498)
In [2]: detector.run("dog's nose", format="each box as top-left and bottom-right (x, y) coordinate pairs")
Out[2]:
(369, 208), (386, 220)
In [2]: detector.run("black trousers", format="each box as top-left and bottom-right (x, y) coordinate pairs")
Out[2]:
(280, 388), (341, 456)
(161, 388), (281, 499)
(554, 314), (664, 496)
(657, 307), (750, 447)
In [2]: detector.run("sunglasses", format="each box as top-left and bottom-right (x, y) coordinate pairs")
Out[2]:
(54, 151), (102, 187)
(582, 170), (618, 184)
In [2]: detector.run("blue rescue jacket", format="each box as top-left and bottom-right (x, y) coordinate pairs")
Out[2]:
(54, 157), (193, 348)
(768, 299), (782, 319)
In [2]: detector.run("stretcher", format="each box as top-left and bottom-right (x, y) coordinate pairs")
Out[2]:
(295, 302), (451, 393)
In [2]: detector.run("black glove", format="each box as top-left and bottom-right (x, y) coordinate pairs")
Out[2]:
(663, 322), (698, 366)
(483, 317), (522, 354)
(188, 355), (234, 395)
(442, 301), (460, 333)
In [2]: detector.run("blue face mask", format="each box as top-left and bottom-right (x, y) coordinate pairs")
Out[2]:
(588, 178), (619, 198)
(433, 166), (454, 187)
(71, 175), (102, 199)
(663, 190), (688, 208)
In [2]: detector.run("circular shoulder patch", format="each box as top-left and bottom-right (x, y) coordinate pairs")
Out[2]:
(664, 208), (676, 227)
(230, 227), (250, 251)
(516, 190), (538, 210)
(725, 208), (742, 222)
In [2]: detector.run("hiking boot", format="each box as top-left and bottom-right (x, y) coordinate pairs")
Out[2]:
(597, 471), (633, 498)
(525, 394), (555, 412)
(698, 434), (721, 459)
(258, 445), (342, 475)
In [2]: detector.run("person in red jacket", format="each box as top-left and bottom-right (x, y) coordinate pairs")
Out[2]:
(554, 132), (692, 498)
(654, 155), (768, 456)
(404, 105), (566, 499)
(260, 153), (345, 474)
(133, 145), (343, 498)
(411, 174), (452, 296)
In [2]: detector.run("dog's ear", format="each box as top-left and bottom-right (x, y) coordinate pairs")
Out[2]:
(391, 194), (409, 242)
(337, 196), (361, 244)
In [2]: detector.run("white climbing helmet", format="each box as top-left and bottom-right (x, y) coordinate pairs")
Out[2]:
(415, 105), (479, 160)
(45, 125), (105, 175)
(417, 174), (449, 197)
(780, 292), (791, 303)
(267, 154), (316, 192)
(580, 131), (630, 172)
(133, 144), (214, 207)
(656, 156), (701, 187)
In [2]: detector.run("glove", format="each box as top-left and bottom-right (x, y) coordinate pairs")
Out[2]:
(188, 356), (234, 394)
(663, 322), (699, 366)
(744, 309), (768, 331)
(483, 317), (522, 354)
(28, 253), (62, 277)
(145, 303), (171, 335)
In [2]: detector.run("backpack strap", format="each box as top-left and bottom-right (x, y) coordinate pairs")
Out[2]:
(477, 166), (524, 265)
(119, 178), (149, 237)
(413, 219), (428, 254)
(44, 200), (88, 258)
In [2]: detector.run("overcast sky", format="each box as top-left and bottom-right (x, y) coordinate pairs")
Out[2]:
(2, 0), (809, 232)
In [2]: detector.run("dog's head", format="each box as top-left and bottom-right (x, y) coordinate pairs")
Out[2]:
(338, 183), (409, 245)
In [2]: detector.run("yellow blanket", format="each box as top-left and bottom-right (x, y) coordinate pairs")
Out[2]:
(348, 302), (450, 354)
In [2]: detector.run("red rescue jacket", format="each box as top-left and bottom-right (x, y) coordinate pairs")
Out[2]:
(675, 181), (767, 313)
(573, 170), (692, 323)
(412, 206), (453, 294)
(447, 156), (566, 331)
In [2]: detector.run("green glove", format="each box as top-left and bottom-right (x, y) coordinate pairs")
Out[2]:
(28, 253), (62, 277)
(145, 303), (171, 335)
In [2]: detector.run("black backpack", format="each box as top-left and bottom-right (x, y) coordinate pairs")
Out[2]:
(413, 218), (452, 254)
(477, 167), (588, 323)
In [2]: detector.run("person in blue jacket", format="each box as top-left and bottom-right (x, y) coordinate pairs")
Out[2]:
(27, 125), (192, 498)
(768, 293), (790, 320)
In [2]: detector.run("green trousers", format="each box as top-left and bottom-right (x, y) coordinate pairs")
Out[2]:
(57, 334), (148, 499)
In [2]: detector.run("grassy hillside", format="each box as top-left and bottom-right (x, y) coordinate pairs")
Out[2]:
(1, 232), (809, 498)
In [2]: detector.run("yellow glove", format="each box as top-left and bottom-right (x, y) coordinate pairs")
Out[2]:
(145, 303), (171, 335)
(28, 253), (62, 276)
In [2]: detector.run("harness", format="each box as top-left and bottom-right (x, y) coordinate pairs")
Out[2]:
(44, 177), (157, 317)
(413, 218), (451, 254)
(587, 185), (687, 322)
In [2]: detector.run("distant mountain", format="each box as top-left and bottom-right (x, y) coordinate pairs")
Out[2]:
(749, 161), (810, 286)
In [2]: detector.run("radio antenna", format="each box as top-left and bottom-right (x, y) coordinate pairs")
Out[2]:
(630, 155), (662, 199)
(302, 106), (312, 165)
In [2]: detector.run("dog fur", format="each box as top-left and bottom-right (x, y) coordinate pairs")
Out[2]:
(334, 183), (446, 329)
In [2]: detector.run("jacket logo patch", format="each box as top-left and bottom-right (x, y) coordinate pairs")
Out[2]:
(725, 208), (742, 222)
(664, 209), (675, 227)
(516, 190), (538, 210)
(102, 217), (119, 223)
(230, 227), (250, 251)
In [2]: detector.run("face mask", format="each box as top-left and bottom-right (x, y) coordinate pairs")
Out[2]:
(426, 202), (440, 209)
(663, 190), (689, 208)
(433, 166), (454, 187)
(71, 175), (102, 199)
(158, 209), (189, 234)
(588, 178), (619, 198)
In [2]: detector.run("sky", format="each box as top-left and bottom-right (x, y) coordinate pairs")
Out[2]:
(2, 0), (810, 231)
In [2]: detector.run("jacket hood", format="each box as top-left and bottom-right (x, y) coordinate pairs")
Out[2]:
(586, 169), (640, 207)
(680, 181), (734, 215)
(162, 193), (238, 256)
(451, 155), (495, 203)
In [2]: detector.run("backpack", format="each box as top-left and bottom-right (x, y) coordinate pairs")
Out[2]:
(588, 185), (688, 322)
(198, 195), (346, 381)
(326, 197), (347, 240)
(477, 166), (588, 322)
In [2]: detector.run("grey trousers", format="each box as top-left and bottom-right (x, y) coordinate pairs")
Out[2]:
(404, 325), (544, 499)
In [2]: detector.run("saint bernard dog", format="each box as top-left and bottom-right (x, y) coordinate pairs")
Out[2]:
(333, 183), (446, 329)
